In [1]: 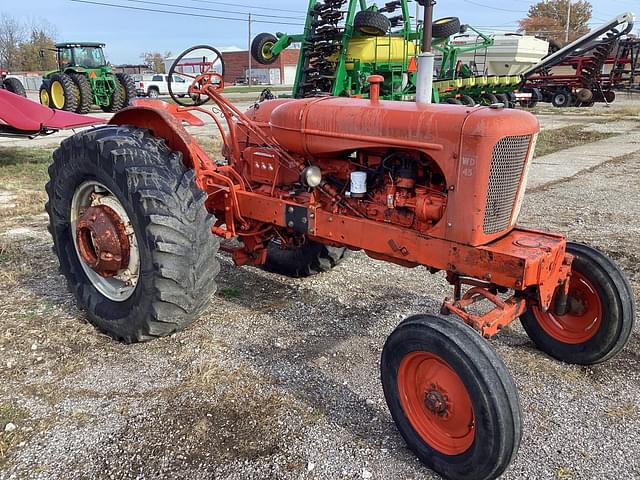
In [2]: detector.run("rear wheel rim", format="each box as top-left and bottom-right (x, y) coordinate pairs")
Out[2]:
(398, 351), (475, 455)
(532, 271), (603, 344)
(71, 181), (140, 302)
(51, 81), (65, 109)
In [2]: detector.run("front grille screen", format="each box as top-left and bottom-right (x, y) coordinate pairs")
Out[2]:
(483, 135), (531, 234)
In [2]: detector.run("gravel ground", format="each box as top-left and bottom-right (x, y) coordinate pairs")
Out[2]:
(0, 133), (639, 480)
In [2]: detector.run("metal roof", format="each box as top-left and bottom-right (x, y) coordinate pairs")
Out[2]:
(55, 42), (106, 48)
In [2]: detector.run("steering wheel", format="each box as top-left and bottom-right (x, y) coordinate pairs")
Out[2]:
(167, 45), (226, 107)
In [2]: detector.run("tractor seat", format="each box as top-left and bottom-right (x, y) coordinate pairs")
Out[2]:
(0, 89), (105, 133)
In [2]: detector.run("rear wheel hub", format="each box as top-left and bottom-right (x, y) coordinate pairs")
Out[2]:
(76, 205), (130, 277)
(71, 181), (140, 302)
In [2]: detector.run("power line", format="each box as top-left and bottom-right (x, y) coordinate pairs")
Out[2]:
(461, 0), (527, 14)
(69, 0), (303, 25)
(188, 0), (306, 15)
(115, 0), (306, 21)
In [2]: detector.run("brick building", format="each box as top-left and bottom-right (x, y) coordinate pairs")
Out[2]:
(222, 49), (300, 85)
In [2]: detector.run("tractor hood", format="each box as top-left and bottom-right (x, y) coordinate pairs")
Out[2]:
(267, 96), (537, 157)
(0, 89), (105, 134)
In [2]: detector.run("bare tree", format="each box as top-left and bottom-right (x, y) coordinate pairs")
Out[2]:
(0, 13), (25, 70)
(141, 51), (172, 73)
(20, 19), (57, 70)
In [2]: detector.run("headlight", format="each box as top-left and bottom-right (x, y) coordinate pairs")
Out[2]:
(302, 166), (322, 188)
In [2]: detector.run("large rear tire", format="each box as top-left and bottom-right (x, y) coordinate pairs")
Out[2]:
(46, 126), (220, 343)
(101, 81), (126, 113)
(3, 77), (26, 97)
(520, 243), (635, 365)
(49, 73), (79, 112)
(381, 315), (522, 480)
(69, 73), (92, 114)
(262, 238), (350, 278)
(116, 73), (136, 107)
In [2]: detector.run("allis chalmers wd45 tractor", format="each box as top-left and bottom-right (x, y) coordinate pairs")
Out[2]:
(45, 44), (634, 480)
(39, 42), (135, 114)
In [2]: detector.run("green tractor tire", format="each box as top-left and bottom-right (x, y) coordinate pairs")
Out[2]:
(49, 73), (79, 112)
(116, 73), (136, 107)
(101, 83), (126, 113)
(69, 73), (92, 114)
(39, 84), (52, 107)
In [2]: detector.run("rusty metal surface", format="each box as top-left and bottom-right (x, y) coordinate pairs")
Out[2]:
(76, 205), (130, 277)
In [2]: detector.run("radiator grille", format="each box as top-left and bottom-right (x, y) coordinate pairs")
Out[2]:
(483, 135), (532, 234)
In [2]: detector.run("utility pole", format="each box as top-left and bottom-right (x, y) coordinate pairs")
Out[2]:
(565, 1), (571, 44)
(248, 13), (252, 86)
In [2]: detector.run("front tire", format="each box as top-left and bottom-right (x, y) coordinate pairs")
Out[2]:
(46, 126), (220, 343)
(381, 315), (522, 480)
(520, 243), (635, 365)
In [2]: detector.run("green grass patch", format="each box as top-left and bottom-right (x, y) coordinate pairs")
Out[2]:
(219, 287), (242, 299)
(535, 125), (615, 158)
(0, 147), (52, 168)
(0, 147), (53, 186)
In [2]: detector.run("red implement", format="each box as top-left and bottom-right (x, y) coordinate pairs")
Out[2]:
(0, 89), (105, 134)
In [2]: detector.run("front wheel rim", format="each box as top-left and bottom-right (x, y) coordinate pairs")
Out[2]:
(532, 271), (603, 344)
(71, 181), (140, 302)
(398, 351), (475, 455)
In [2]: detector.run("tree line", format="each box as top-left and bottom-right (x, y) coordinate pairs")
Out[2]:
(519, 0), (592, 45)
(0, 13), (58, 71)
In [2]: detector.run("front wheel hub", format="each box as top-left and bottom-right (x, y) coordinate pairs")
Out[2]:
(424, 387), (449, 417)
(76, 205), (130, 277)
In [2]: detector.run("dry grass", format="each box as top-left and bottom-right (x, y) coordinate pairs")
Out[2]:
(606, 401), (639, 419)
(535, 125), (615, 158)
(0, 147), (52, 222)
(556, 466), (574, 479)
(0, 404), (29, 465)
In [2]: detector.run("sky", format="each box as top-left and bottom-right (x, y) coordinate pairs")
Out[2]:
(4, 0), (638, 65)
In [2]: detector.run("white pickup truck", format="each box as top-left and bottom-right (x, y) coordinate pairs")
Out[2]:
(135, 74), (190, 98)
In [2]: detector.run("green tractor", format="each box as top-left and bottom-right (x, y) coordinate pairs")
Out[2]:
(39, 42), (136, 114)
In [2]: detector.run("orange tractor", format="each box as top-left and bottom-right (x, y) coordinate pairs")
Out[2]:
(46, 45), (634, 480)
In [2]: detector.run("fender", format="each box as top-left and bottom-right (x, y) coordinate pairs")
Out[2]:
(109, 99), (205, 168)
